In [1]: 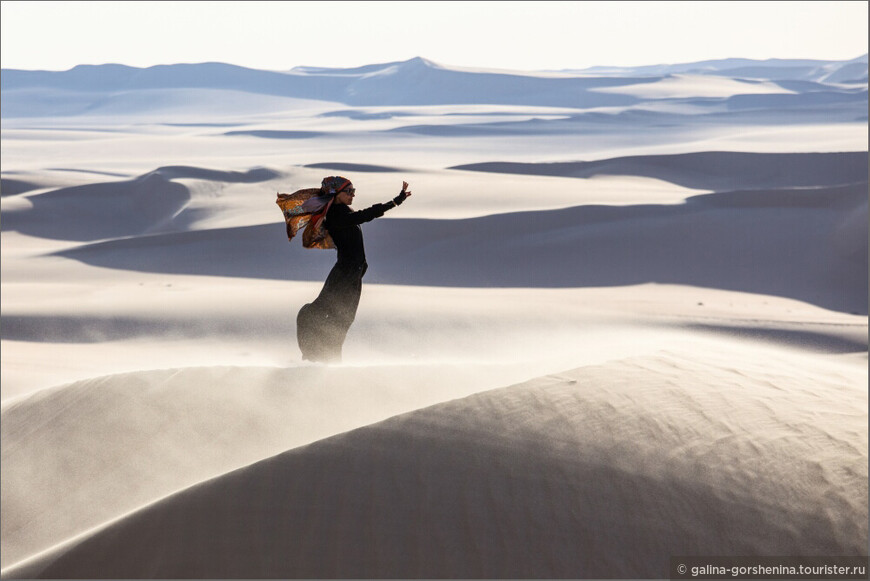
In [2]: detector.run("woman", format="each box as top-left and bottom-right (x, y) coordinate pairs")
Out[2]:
(277, 176), (411, 362)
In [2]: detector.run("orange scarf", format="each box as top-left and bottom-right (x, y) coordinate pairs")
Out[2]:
(276, 189), (335, 249)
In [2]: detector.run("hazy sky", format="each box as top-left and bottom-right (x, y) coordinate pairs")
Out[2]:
(2, 1), (867, 72)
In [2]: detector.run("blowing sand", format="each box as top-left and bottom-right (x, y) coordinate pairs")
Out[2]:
(1, 57), (867, 578)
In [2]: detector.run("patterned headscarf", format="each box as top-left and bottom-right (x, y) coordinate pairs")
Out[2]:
(275, 176), (353, 249)
(320, 176), (353, 195)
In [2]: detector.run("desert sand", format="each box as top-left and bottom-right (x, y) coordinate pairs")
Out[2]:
(1, 56), (867, 578)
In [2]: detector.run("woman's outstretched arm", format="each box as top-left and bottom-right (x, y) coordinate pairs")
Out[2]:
(327, 182), (412, 229)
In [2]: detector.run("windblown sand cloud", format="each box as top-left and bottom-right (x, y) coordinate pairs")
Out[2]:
(5, 348), (866, 579)
(1, 55), (867, 578)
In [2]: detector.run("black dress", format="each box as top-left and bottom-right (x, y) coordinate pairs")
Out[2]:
(296, 200), (395, 362)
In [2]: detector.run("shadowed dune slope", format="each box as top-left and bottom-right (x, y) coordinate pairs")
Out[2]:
(451, 151), (869, 191)
(7, 151), (862, 241)
(7, 352), (866, 579)
(0, 363), (548, 569)
(303, 162), (402, 173)
(386, 95), (867, 136)
(50, 180), (869, 314)
(145, 165), (280, 183)
(1, 173), (190, 242)
(1, 166), (279, 242)
(0, 178), (42, 197)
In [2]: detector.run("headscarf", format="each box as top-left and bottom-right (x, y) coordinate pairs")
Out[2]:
(275, 176), (353, 249)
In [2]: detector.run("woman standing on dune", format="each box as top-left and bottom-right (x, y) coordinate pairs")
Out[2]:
(277, 176), (411, 362)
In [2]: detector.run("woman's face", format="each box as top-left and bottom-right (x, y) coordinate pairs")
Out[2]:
(336, 188), (355, 206)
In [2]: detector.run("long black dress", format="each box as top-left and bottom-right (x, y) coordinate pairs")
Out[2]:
(296, 200), (396, 362)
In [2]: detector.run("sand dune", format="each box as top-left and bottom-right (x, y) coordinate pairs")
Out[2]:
(588, 73), (793, 99)
(385, 99), (867, 136)
(3, 361), (570, 570)
(2, 55), (866, 578)
(4, 56), (865, 117)
(223, 129), (326, 139)
(2, 165), (284, 242)
(451, 151), (869, 190)
(576, 55), (868, 82)
(303, 162), (402, 173)
(7, 150), (863, 245)
(44, 176), (868, 313)
(2, 172), (189, 241)
(5, 348), (865, 579)
(0, 178), (42, 197)
(147, 165), (280, 183)
(2, 58), (646, 110)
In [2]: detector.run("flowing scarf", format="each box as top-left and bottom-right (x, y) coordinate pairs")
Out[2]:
(276, 188), (335, 249)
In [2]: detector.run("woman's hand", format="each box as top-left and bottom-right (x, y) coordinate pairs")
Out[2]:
(394, 181), (412, 205)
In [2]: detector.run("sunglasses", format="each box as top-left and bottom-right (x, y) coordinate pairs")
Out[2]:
(342, 188), (356, 196)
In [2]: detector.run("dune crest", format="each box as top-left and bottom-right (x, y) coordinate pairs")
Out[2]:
(5, 350), (865, 579)
(1, 360), (576, 569)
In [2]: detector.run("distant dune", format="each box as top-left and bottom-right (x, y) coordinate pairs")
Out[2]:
(1, 166), (280, 241)
(2, 173), (190, 241)
(0, 178), (41, 197)
(451, 151), (869, 191)
(39, 180), (865, 315)
(2, 56), (866, 116)
(146, 166), (280, 183)
(9, 152), (860, 314)
(574, 54), (868, 82)
(223, 130), (325, 139)
(303, 162), (401, 173)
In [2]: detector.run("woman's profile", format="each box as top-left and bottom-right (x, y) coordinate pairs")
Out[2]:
(277, 176), (411, 362)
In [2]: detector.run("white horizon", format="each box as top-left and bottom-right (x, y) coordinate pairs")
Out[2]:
(2, 1), (867, 72)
